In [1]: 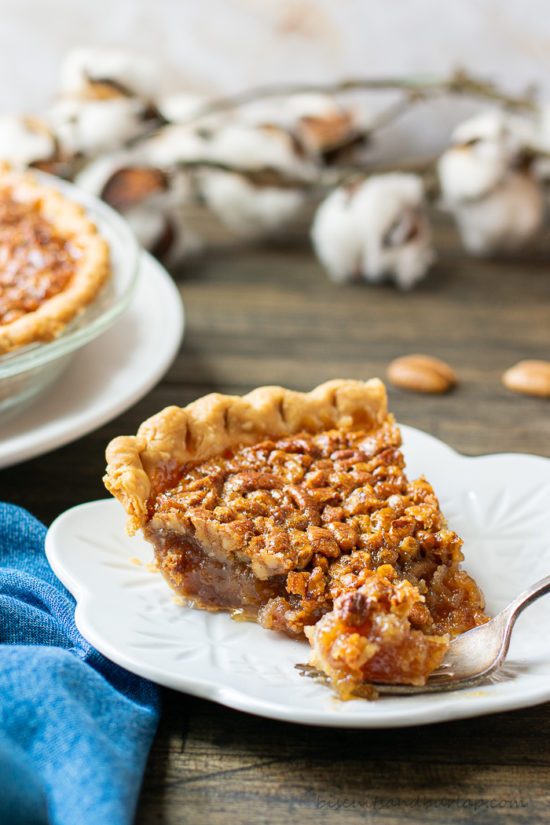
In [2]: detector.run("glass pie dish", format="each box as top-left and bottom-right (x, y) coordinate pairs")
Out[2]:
(0, 172), (139, 420)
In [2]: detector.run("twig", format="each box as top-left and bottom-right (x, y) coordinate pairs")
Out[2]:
(176, 154), (439, 192)
(178, 69), (537, 125)
(175, 159), (316, 188)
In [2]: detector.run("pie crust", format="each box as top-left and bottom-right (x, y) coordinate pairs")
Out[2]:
(0, 165), (110, 353)
(105, 379), (388, 534)
(104, 379), (487, 697)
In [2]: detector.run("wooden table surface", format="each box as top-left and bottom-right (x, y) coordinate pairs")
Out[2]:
(4, 226), (550, 824)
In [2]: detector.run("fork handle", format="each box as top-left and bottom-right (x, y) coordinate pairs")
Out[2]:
(507, 573), (550, 619)
(484, 574), (550, 673)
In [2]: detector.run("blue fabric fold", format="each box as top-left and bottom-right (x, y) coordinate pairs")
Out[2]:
(0, 502), (160, 825)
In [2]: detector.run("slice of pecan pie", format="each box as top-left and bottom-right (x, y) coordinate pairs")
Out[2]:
(104, 379), (487, 698)
(0, 165), (110, 353)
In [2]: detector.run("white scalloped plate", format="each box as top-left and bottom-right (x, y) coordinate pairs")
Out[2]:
(45, 426), (550, 728)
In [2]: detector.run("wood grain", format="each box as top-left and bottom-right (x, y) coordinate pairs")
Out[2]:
(137, 693), (550, 825)
(4, 230), (550, 824)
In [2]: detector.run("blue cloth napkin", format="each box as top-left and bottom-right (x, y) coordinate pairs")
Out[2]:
(0, 502), (160, 825)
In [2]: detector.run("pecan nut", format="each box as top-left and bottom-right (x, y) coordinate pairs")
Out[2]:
(502, 360), (550, 397)
(387, 354), (457, 394)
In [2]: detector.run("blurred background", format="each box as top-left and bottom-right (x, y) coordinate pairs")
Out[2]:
(1, 0), (549, 285)
(2, 0), (549, 152)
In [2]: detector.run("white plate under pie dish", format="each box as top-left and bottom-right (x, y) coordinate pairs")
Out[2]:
(45, 426), (550, 728)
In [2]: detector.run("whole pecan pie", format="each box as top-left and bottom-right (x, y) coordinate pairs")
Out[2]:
(0, 165), (110, 353)
(104, 379), (487, 698)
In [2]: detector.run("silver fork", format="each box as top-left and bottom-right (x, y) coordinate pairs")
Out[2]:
(375, 573), (550, 695)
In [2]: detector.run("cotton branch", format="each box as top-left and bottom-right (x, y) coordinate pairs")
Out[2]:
(178, 69), (537, 125)
(176, 155), (440, 193)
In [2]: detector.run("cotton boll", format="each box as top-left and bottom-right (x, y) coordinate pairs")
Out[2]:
(240, 93), (342, 129)
(75, 152), (145, 198)
(449, 171), (545, 255)
(438, 109), (534, 203)
(156, 92), (228, 132)
(82, 162), (169, 212)
(438, 142), (509, 203)
(199, 170), (306, 239)
(530, 103), (550, 157)
(296, 111), (360, 162)
(144, 121), (314, 180)
(354, 175), (434, 289)
(362, 206), (434, 290)
(438, 109), (543, 254)
(239, 93), (364, 163)
(124, 202), (202, 264)
(526, 104), (550, 181)
(76, 152), (198, 259)
(283, 94), (360, 160)
(286, 93), (346, 120)
(59, 47), (160, 101)
(159, 209), (203, 267)
(124, 203), (169, 250)
(76, 153), (195, 232)
(451, 109), (533, 152)
(311, 174), (434, 289)
(49, 97), (151, 157)
(310, 186), (364, 282)
(206, 123), (314, 178)
(238, 99), (295, 130)
(157, 93), (208, 123)
(140, 124), (211, 168)
(0, 115), (56, 168)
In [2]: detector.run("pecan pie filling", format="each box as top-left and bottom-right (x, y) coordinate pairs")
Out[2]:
(0, 188), (79, 324)
(104, 380), (487, 698)
(144, 420), (486, 694)
(0, 166), (110, 353)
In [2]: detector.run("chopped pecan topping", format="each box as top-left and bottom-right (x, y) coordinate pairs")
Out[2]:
(337, 590), (368, 625)
(149, 419), (486, 641)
